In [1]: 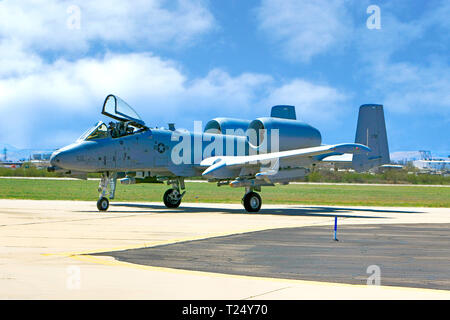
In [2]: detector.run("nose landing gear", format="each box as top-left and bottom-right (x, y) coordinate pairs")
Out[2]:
(97, 172), (117, 211)
(97, 197), (109, 211)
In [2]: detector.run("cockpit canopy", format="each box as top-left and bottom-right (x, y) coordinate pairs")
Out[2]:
(77, 119), (147, 141)
(102, 94), (146, 127)
(77, 95), (148, 142)
(77, 121), (109, 141)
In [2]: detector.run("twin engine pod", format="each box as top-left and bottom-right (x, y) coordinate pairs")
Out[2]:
(204, 105), (322, 152)
(247, 117), (322, 151)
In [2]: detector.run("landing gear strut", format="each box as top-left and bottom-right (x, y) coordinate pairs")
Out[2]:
(163, 178), (185, 208)
(97, 172), (117, 211)
(242, 187), (262, 212)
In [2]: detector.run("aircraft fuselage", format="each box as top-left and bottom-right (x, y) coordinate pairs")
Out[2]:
(51, 126), (321, 177)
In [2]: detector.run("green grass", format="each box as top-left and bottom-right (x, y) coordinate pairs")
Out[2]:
(306, 170), (450, 185)
(0, 179), (449, 207)
(0, 164), (101, 178)
(2, 165), (450, 185)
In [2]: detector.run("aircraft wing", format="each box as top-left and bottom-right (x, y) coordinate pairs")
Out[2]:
(200, 143), (370, 176)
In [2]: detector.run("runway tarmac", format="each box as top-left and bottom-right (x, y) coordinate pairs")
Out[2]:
(0, 199), (449, 299)
(98, 223), (450, 290)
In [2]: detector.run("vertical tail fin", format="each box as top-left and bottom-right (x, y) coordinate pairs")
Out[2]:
(352, 104), (390, 172)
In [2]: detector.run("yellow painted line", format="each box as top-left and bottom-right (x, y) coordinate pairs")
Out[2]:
(42, 218), (450, 296)
(70, 253), (450, 296)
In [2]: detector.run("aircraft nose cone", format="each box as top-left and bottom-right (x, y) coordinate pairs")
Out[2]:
(49, 151), (60, 167)
(49, 148), (76, 169)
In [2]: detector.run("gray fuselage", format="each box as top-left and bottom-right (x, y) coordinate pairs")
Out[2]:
(50, 123), (322, 177)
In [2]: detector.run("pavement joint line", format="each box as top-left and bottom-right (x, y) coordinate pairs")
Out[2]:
(242, 286), (293, 300)
(0, 214), (148, 228)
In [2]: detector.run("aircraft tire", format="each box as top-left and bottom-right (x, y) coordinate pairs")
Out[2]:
(243, 192), (262, 212)
(97, 197), (109, 211)
(163, 189), (181, 208)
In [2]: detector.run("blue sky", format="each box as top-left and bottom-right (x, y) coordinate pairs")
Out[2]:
(0, 0), (448, 156)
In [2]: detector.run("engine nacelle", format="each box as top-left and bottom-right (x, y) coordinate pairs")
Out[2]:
(204, 118), (251, 136)
(247, 117), (322, 152)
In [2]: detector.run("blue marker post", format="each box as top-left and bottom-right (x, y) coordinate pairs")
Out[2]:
(333, 216), (339, 241)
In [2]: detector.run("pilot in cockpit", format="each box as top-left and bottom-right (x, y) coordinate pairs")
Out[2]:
(108, 121), (134, 138)
(108, 122), (119, 138)
(126, 122), (134, 134)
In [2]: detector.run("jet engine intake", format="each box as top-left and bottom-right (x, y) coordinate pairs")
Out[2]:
(247, 117), (322, 152)
(204, 118), (251, 136)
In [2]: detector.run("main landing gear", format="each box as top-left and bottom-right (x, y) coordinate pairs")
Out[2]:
(242, 187), (262, 212)
(97, 172), (117, 211)
(163, 178), (186, 209)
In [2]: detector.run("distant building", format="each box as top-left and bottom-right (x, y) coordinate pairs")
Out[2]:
(31, 153), (52, 161)
(419, 150), (432, 161)
(412, 159), (450, 173)
(411, 150), (450, 173)
(0, 161), (23, 168)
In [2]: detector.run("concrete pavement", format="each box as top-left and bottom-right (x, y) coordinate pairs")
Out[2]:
(0, 199), (449, 299)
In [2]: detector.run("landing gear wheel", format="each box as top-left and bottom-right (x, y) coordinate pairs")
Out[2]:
(163, 188), (182, 208)
(97, 197), (109, 211)
(243, 192), (262, 212)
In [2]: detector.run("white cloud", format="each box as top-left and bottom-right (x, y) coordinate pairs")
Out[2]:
(0, 52), (185, 147)
(0, 0), (217, 147)
(263, 79), (348, 124)
(256, 0), (353, 62)
(422, 0), (450, 31)
(0, 1), (348, 149)
(0, 49), (348, 148)
(255, 0), (450, 120)
(0, 40), (44, 78)
(0, 52), (265, 146)
(354, 3), (450, 118)
(355, 10), (425, 63)
(6, 0), (448, 151)
(373, 61), (450, 117)
(0, 0), (215, 55)
(185, 69), (273, 114)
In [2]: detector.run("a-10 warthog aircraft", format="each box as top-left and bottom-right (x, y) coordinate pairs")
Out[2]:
(48, 94), (389, 212)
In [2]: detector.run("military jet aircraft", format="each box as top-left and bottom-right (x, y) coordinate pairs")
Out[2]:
(48, 94), (389, 212)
